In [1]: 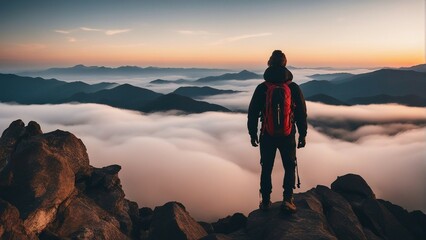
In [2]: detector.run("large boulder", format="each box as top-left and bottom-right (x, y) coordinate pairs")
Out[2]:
(83, 164), (134, 237)
(0, 120), (139, 239)
(0, 119), (26, 172)
(44, 194), (129, 240)
(246, 191), (337, 240)
(358, 199), (414, 240)
(212, 213), (247, 234)
(148, 201), (208, 240)
(379, 200), (426, 239)
(0, 129), (76, 234)
(314, 185), (367, 240)
(0, 199), (37, 240)
(330, 174), (419, 240)
(331, 174), (375, 205)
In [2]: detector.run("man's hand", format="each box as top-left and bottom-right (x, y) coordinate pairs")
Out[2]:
(251, 135), (259, 147)
(297, 136), (306, 149)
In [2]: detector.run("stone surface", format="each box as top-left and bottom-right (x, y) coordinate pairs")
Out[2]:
(246, 192), (338, 240)
(314, 185), (367, 240)
(0, 120), (139, 239)
(0, 119), (26, 172)
(358, 199), (414, 240)
(379, 199), (426, 240)
(212, 213), (247, 234)
(331, 174), (375, 205)
(200, 233), (233, 240)
(0, 199), (37, 240)
(148, 201), (207, 240)
(0, 130), (76, 234)
(45, 194), (129, 240)
(140, 207), (154, 231)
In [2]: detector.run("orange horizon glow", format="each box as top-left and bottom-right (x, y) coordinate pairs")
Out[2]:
(0, 1), (424, 71)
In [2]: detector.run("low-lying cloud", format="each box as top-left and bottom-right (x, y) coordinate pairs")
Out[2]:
(0, 102), (425, 221)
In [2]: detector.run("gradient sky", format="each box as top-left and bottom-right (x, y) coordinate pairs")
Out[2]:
(0, 0), (424, 70)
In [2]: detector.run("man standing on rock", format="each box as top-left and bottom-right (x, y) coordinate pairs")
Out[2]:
(247, 50), (307, 213)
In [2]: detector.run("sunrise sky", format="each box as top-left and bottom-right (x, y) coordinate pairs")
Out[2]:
(0, 0), (424, 70)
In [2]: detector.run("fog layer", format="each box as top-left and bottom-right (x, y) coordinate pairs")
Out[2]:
(0, 102), (425, 221)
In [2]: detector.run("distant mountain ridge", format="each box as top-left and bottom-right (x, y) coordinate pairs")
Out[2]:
(307, 72), (355, 82)
(172, 86), (240, 98)
(0, 73), (230, 113)
(306, 94), (349, 106)
(196, 70), (261, 82)
(149, 70), (261, 84)
(397, 63), (426, 72)
(0, 73), (115, 104)
(300, 69), (426, 106)
(20, 64), (230, 79)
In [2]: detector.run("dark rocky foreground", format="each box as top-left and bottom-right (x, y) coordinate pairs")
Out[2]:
(0, 120), (424, 240)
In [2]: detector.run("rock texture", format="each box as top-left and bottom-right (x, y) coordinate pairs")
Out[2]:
(0, 120), (137, 239)
(0, 120), (425, 240)
(148, 202), (207, 240)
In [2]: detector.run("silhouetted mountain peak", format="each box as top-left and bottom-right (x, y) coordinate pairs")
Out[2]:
(196, 70), (261, 82)
(72, 64), (87, 68)
(300, 69), (426, 106)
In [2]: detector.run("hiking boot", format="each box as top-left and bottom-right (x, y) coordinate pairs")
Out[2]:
(259, 200), (272, 211)
(281, 197), (297, 214)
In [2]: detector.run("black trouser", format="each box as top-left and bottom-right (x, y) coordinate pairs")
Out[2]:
(259, 132), (296, 201)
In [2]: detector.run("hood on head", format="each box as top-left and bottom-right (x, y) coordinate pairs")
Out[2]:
(263, 66), (293, 83)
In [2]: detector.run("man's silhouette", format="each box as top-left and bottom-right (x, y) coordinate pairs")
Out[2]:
(247, 50), (307, 212)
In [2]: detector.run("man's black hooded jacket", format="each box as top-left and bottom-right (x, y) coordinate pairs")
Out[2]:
(247, 66), (307, 139)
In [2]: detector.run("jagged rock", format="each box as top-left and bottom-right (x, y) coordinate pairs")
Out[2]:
(362, 227), (382, 240)
(45, 194), (129, 240)
(246, 191), (337, 240)
(127, 200), (141, 238)
(200, 233), (233, 240)
(0, 129), (76, 234)
(314, 185), (367, 240)
(0, 119), (25, 172)
(23, 121), (43, 137)
(330, 175), (420, 240)
(379, 199), (426, 239)
(198, 221), (214, 234)
(212, 213), (247, 234)
(0, 120), (139, 239)
(148, 202), (207, 240)
(331, 174), (375, 205)
(41, 130), (92, 177)
(358, 199), (414, 240)
(0, 199), (37, 240)
(83, 164), (134, 236)
(140, 207), (154, 231)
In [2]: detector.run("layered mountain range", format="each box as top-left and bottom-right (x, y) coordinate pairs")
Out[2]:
(0, 74), (231, 113)
(1, 64), (426, 113)
(0, 120), (425, 239)
(20, 65), (229, 79)
(301, 67), (426, 107)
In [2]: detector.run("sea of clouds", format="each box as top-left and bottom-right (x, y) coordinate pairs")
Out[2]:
(1, 101), (425, 221)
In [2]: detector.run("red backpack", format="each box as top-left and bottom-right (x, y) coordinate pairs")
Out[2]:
(262, 81), (294, 136)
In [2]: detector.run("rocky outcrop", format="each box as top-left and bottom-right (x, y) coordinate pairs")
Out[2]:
(212, 213), (247, 234)
(0, 120), (425, 240)
(0, 120), (138, 239)
(148, 202), (207, 240)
